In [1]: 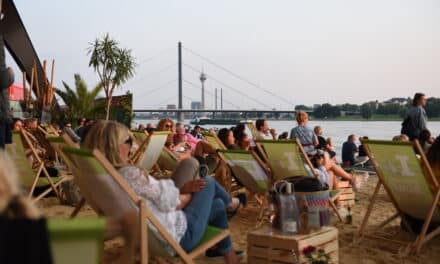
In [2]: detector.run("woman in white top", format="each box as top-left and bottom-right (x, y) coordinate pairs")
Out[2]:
(81, 121), (240, 264)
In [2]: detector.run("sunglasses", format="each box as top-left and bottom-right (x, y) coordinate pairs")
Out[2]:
(165, 124), (172, 128)
(124, 137), (133, 146)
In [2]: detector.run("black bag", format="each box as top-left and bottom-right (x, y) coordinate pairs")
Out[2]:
(401, 117), (417, 140)
(277, 176), (325, 193)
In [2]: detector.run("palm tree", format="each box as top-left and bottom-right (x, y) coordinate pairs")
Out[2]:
(56, 74), (103, 124)
(88, 33), (135, 120)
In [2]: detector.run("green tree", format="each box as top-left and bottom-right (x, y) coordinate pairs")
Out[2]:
(88, 33), (136, 120)
(56, 74), (104, 124)
(360, 102), (375, 119)
(295, 104), (312, 111)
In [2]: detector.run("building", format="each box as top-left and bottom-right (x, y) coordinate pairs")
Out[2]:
(166, 104), (176, 110)
(191, 101), (202, 110)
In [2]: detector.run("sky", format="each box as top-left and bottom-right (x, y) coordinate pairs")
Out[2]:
(6, 0), (440, 110)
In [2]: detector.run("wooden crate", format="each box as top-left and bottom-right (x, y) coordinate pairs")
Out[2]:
(248, 225), (338, 264)
(338, 180), (355, 206)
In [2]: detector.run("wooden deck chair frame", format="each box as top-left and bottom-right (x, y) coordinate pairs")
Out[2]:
(157, 147), (180, 172)
(30, 127), (59, 163)
(8, 130), (63, 202)
(358, 139), (440, 254)
(129, 131), (170, 169)
(256, 139), (343, 222)
(218, 149), (272, 218)
(202, 130), (227, 150)
(62, 147), (230, 264)
(203, 130), (254, 194)
(245, 122), (259, 139)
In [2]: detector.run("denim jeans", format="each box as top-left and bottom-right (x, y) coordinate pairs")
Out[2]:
(180, 177), (232, 255)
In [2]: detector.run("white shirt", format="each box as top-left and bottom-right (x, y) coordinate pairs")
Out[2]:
(256, 131), (273, 140)
(118, 166), (187, 253)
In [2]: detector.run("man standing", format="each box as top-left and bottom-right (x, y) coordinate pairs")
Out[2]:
(0, 35), (15, 149)
(401, 93), (428, 140)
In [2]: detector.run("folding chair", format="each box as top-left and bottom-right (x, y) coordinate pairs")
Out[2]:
(48, 218), (106, 264)
(202, 130), (227, 150)
(256, 139), (343, 222)
(62, 146), (230, 264)
(157, 147), (180, 172)
(131, 130), (149, 145)
(5, 131), (65, 202)
(129, 131), (170, 170)
(358, 139), (440, 254)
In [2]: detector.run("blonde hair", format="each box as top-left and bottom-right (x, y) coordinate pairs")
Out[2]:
(157, 118), (175, 132)
(392, 134), (410, 142)
(81, 121), (131, 167)
(295, 110), (309, 124)
(0, 152), (40, 219)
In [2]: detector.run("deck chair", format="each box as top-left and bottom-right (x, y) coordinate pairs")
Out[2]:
(202, 130), (227, 150)
(48, 218), (106, 264)
(245, 122), (259, 139)
(62, 146), (230, 264)
(218, 150), (270, 195)
(131, 130), (149, 145)
(5, 131), (65, 202)
(358, 139), (440, 254)
(129, 131), (170, 170)
(158, 147), (180, 172)
(256, 139), (343, 222)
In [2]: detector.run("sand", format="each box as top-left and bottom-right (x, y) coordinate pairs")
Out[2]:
(38, 176), (440, 263)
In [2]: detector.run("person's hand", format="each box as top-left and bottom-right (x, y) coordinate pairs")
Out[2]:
(180, 179), (206, 194)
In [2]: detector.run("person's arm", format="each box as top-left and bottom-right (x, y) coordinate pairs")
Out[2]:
(120, 167), (181, 212)
(176, 194), (192, 209)
(418, 108), (428, 130)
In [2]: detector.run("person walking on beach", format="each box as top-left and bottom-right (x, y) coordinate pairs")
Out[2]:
(401, 93), (428, 140)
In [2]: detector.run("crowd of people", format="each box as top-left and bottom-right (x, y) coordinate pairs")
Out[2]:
(2, 89), (440, 262)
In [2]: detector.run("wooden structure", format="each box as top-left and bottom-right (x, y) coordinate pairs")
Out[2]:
(248, 225), (338, 263)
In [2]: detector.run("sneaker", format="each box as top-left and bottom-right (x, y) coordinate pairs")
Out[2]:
(205, 248), (244, 258)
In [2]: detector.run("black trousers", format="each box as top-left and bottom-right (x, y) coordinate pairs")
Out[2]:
(0, 120), (12, 149)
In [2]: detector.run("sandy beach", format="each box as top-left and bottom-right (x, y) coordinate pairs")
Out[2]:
(38, 176), (440, 264)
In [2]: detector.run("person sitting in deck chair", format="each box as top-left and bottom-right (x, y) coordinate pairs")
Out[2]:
(82, 121), (242, 263)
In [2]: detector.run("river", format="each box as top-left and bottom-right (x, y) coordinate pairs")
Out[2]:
(133, 119), (440, 156)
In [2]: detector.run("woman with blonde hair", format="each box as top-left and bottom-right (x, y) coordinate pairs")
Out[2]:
(82, 121), (241, 263)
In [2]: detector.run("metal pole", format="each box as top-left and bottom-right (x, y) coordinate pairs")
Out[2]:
(215, 88), (218, 110)
(221, 88), (223, 110)
(177, 42), (183, 122)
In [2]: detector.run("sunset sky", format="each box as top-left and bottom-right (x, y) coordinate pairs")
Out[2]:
(7, 0), (440, 109)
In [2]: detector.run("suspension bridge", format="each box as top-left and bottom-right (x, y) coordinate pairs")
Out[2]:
(126, 42), (301, 122)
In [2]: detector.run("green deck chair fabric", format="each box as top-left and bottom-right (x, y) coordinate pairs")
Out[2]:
(62, 147), (226, 260)
(6, 131), (61, 188)
(48, 218), (106, 264)
(256, 139), (312, 180)
(158, 148), (179, 172)
(139, 131), (170, 171)
(132, 131), (148, 145)
(202, 131), (226, 150)
(218, 150), (269, 194)
(363, 140), (440, 221)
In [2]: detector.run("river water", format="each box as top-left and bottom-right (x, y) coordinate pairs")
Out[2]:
(133, 119), (440, 156)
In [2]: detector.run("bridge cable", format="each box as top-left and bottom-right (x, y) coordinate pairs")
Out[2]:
(125, 63), (176, 88)
(183, 63), (273, 109)
(182, 46), (293, 106)
(182, 79), (241, 109)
